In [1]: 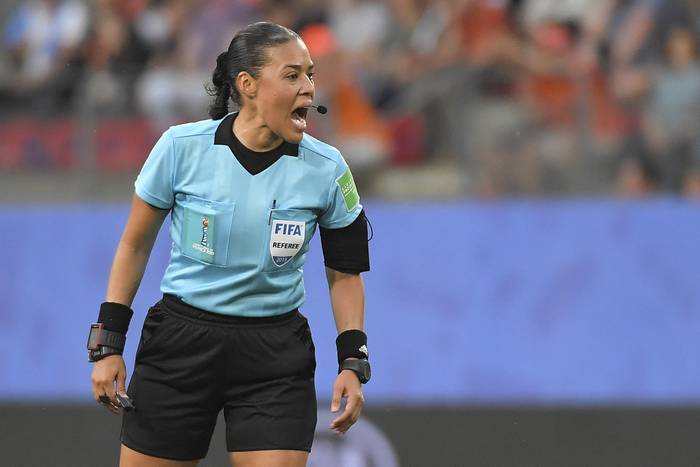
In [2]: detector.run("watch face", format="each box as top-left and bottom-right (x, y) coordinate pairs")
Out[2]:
(87, 323), (103, 350)
(365, 364), (371, 378)
(360, 360), (371, 383)
(342, 359), (371, 383)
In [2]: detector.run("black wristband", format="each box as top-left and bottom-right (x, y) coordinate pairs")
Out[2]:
(336, 329), (369, 364)
(97, 302), (133, 334)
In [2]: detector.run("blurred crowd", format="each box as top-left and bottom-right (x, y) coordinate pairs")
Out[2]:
(2, 0), (700, 198)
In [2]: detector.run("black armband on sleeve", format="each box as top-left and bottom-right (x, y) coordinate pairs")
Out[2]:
(320, 210), (370, 274)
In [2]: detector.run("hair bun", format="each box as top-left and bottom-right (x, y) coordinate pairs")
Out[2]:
(212, 51), (230, 88)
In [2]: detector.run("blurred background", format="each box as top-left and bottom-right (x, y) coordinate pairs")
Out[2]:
(1, 0), (700, 466)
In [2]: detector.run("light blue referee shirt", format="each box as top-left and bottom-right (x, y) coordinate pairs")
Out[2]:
(135, 113), (362, 316)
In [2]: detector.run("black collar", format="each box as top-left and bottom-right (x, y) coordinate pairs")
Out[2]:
(214, 113), (299, 176)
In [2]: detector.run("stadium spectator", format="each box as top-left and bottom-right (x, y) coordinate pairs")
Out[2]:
(79, 0), (150, 115)
(2, 0), (88, 114)
(616, 150), (662, 196)
(134, 0), (211, 128)
(576, 0), (691, 104)
(643, 26), (700, 191)
(380, 0), (480, 162)
(327, 0), (391, 102)
(682, 160), (700, 196)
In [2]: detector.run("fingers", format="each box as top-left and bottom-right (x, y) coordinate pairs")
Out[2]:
(90, 356), (126, 415)
(330, 391), (364, 434)
(116, 365), (127, 396)
(330, 374), (365, 434)
(330, 382), (342, 413)
(96, 393), (120, 415)
(99, 395), (121, 415)
(92, 375), (119, 415)
(330, 401), (352, 433)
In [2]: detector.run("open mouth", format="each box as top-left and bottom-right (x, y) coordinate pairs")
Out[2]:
(290, 106), (309, 131)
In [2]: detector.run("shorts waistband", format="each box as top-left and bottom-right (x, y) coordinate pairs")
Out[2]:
(161, 294), (299, 326)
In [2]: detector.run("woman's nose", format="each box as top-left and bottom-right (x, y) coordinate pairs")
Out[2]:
(300, 74), (314, 95)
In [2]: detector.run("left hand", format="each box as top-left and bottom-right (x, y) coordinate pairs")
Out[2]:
(330, 369), (365, 434)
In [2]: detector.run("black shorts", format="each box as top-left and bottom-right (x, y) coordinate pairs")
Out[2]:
(121, 294), (317, 461)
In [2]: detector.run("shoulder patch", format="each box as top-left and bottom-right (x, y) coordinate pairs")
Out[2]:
(336, 167), (359, 212)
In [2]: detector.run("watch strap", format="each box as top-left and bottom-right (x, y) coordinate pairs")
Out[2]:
(88, 345), (122, 362)
(87, 324), (126, 350)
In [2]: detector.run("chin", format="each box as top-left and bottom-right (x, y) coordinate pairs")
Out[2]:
(284, 130), (305, 144)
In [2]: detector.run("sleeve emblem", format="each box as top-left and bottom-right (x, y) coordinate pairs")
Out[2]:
(336, 167), (359, 212)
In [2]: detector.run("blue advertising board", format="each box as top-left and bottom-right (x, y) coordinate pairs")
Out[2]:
(1, 200), (699, 404)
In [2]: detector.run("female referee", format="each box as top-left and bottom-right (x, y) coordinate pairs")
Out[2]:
(87, 22), (371, 467)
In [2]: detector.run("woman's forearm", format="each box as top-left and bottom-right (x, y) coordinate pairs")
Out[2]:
(105, 240), (154, 306)
(105, 195), (169, 306)
(325, 268), (365, 332)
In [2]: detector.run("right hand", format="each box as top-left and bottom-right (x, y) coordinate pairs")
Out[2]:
(90, 354), (128, 415)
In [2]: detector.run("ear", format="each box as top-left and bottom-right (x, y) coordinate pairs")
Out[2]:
(235, 71), (258, 100)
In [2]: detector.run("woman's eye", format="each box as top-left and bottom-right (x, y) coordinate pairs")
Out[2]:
(307, 73), (314, 81)
(287, 73), (298, 80)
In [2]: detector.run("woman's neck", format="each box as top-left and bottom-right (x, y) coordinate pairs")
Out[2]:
(232, 108), (283, 152)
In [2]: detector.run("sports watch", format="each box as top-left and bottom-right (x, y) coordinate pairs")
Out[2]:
(87, 323), (126, 362)
(339, 358), (371, 384)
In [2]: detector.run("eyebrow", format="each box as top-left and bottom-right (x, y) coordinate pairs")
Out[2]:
(283, 64), (315, 71)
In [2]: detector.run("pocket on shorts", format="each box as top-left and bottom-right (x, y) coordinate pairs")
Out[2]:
(290, 313), (316, 374)
(135, 304), (169, 359)
(262, 208), (316, 273)
(178, 194), (235, 267)
(294, 314), (315, 353)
